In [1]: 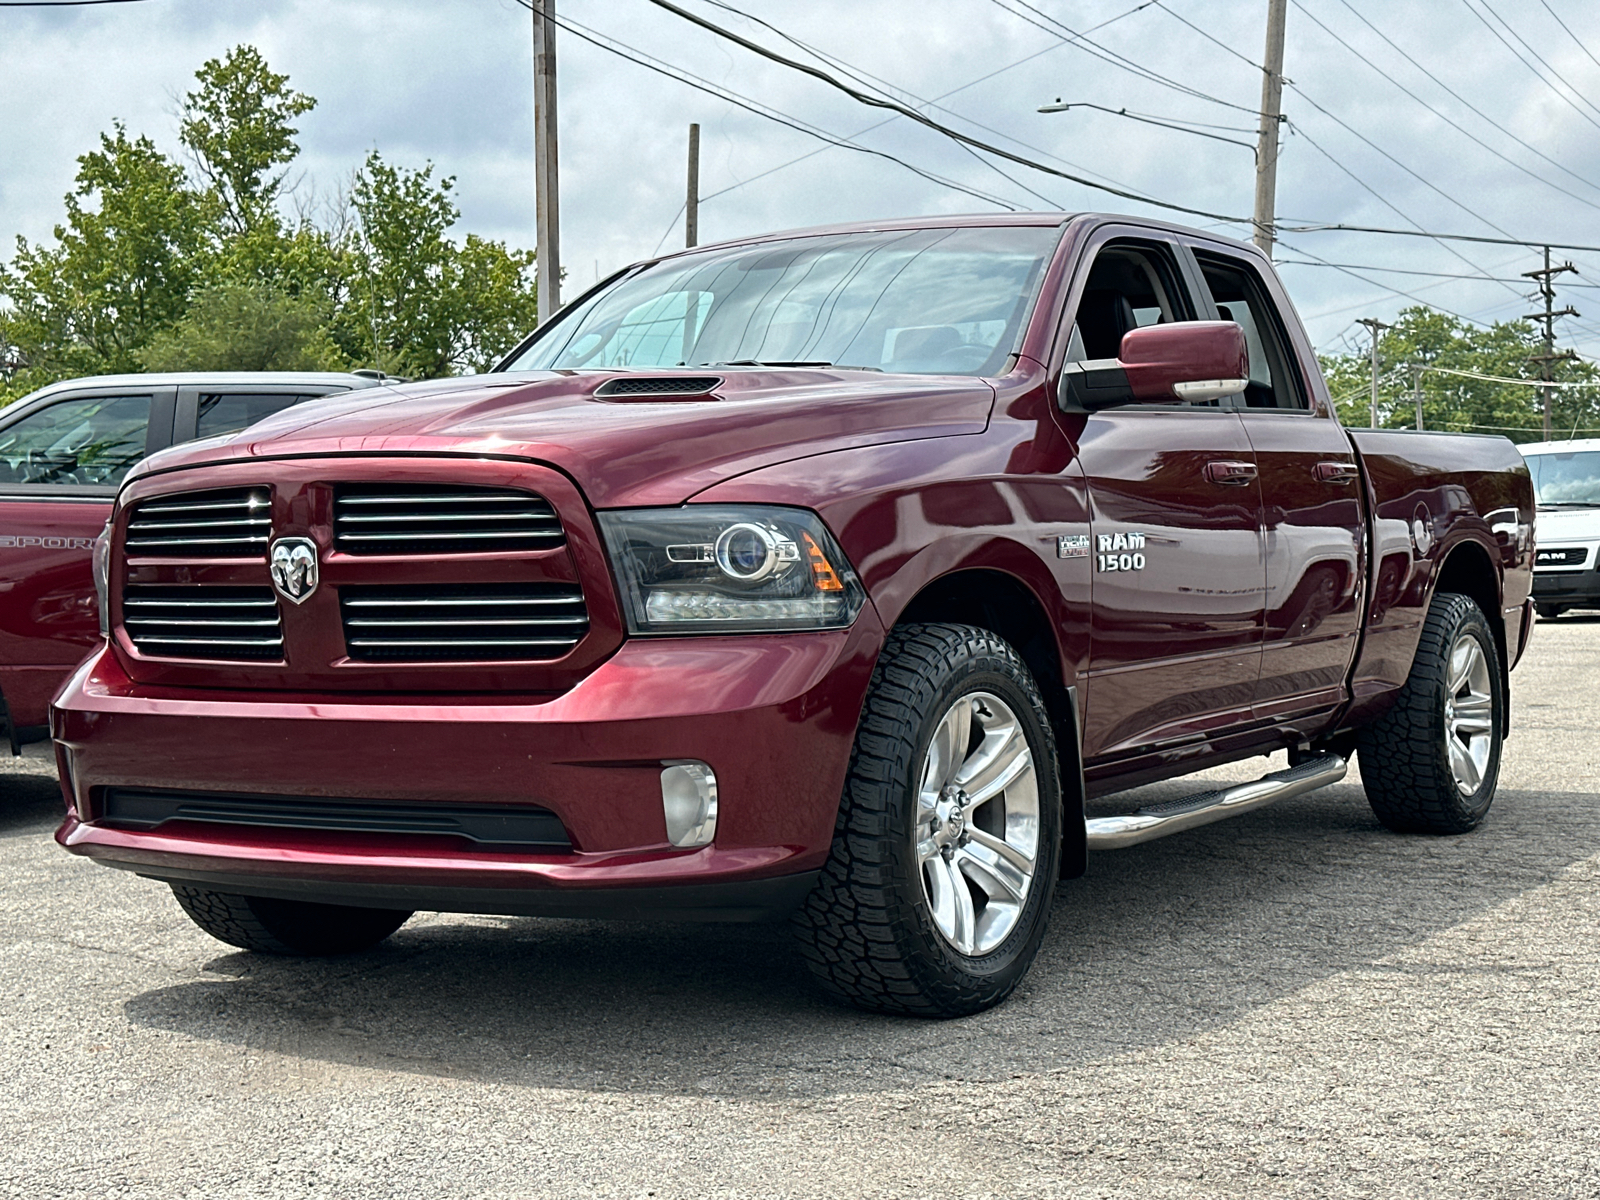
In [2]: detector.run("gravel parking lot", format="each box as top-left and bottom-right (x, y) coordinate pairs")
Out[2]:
(3, 619), (1597, 1199)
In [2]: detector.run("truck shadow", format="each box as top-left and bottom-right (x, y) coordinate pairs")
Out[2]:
(0, 763), (65, 834)
(121, 781), (1600, 1100)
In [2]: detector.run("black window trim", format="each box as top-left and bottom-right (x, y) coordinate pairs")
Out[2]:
(1181, 244), (1314, 416)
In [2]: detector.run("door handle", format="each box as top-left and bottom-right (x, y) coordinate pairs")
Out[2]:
(1204, 460), (1257, 486)
(1315, 461), (1361, 484)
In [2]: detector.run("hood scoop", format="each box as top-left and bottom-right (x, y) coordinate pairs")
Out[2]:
(594, 375), (723, 399)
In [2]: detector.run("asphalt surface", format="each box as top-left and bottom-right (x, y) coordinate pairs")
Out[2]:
(3, 620), (1598, 1199)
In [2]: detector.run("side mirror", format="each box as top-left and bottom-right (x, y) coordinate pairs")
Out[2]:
(1058, 321), (1250, 411)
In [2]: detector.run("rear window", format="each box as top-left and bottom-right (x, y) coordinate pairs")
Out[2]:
(196, 392), (326, 441)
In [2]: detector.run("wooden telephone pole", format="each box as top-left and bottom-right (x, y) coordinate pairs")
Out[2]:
(685, 123), (700, 248)
(533, 0), (561, 324)
(1523, 246), (1578, 440)
(1356, 317), (1391, 428)
(1252, 0), (1288, 258)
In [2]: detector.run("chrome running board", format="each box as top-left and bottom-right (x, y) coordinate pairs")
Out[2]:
(1085, 754), (1348, 850)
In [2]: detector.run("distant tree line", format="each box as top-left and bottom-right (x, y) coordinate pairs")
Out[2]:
(0, 46), (539, 404)
(1318, 306), (1600, 442)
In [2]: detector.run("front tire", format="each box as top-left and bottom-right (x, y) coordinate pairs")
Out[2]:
(1356, 592), (1504, 834)
(1536, 603), (1564, 620)
(793, 624), (1063, 1017)
(171, 885), (412, 955)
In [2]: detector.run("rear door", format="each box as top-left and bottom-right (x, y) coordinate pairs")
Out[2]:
(1056, 231), (1266, 761)
(1185, 241), (1366, 725)
(0, 385), (174, 732)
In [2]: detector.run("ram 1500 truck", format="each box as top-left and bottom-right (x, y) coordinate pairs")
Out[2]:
(51, 214), (1535, 1017)
(1518, 437), (1600, 617)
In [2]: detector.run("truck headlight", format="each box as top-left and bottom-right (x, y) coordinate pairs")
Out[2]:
(598, 506), (866, 634)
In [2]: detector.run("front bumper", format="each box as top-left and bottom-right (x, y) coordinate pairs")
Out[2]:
(1532, 568), (1600, 608)
(53, 614), (884, 921)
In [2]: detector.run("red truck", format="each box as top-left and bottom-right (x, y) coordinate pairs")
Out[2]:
(51, 215), (1535, 1017)
(0, 371), (387, 751)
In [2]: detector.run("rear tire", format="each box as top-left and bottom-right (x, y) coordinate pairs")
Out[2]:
(793, 623), (1063, 1018)
(1356, 592), (1504, 834)
(171, 885), (411, 955)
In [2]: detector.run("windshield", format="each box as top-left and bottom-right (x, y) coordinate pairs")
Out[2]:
(1525, 450), (1600, 506)
(502, 225), (1062, 377)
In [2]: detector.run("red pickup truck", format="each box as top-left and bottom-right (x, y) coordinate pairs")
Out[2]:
(51, 214), (1534, 1016)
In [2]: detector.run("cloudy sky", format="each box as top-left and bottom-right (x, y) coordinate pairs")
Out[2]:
(5, 0), (1600, 360)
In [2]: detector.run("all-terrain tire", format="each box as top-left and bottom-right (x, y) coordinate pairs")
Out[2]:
(792, 623), (1063, 1018)
(171, 885), (412, 955)
(1356, 592), (1504, 834)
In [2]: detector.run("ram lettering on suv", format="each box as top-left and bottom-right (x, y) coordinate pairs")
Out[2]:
(51, 215), (1535, 1016)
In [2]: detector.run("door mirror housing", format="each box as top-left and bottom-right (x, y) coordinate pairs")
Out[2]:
(1059, 321), (1250, 411)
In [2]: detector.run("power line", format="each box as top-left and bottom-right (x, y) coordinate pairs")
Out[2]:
(1295, 0), (1600, 214)
(1459, 0), (1600, 133)
(647, 0), (1169, 243)
(1479, 0), (1600, 121)
(513, 0), (1025, 213)
(983, 0), (1260, 115)
(0, 0), (156, 5)
(1335, 0), (1600, 200)
(1282, 121), (1518, 290)
(1538, 0), (1600, 77)
(643, 0), (1253, 223)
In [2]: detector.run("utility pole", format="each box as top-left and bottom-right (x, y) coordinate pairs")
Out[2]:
(1252, 0), (1288, 257)
(1356, 317), (1391, 428)
(1411, 363), (1425, 431)
(533, 0), (561, 324)
(1523, 245), (1578, 440)
(685, 123), (700, 248)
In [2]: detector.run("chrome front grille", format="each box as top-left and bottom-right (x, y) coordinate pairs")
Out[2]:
(122, 585), (283, 660)
(340, 583), (588, 661)
(333, 485), (564, 555)
(125, 488), (271, 557)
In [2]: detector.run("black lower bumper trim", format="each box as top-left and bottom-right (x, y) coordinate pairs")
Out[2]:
(100, 788), (572, 850)
(104, 860), (820, 924)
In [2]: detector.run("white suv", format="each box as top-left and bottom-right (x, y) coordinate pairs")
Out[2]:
(1520, 438), (1600, 618)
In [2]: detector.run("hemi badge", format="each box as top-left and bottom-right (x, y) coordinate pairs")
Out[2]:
(1057, 534), (1091, 559)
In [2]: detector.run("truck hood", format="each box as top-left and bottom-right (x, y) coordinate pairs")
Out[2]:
(1535, 505), (1600, 541)
(130, 369), (994, 507)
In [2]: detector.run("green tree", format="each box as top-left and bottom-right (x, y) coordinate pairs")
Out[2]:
(137, 280), (343, 372)
(1, 45), (538, 402)
(1319, 306), (1600, 442)
(0, 125), (205, 398)
(340, 152), (538, 377)
(179, 45), (316, 241)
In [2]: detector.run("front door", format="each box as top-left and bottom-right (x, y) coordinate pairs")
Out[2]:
(1054, 235), (1266, 762)
(0, 386), (172, 734)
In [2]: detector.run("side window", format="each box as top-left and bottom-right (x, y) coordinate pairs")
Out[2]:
(195, 392), (325, 441)
(1066, 241), (1191, 365)
(1195, 254), (1307, 410)
(0, 394), (151, 487)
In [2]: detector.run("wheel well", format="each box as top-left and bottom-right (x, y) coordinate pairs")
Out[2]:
(895, 569), (1087, 878)
(897, 569), (1070, 726)
(1432, 539), (1510, 733)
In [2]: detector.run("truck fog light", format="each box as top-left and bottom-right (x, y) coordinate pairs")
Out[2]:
(661, 761), (717, 848)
